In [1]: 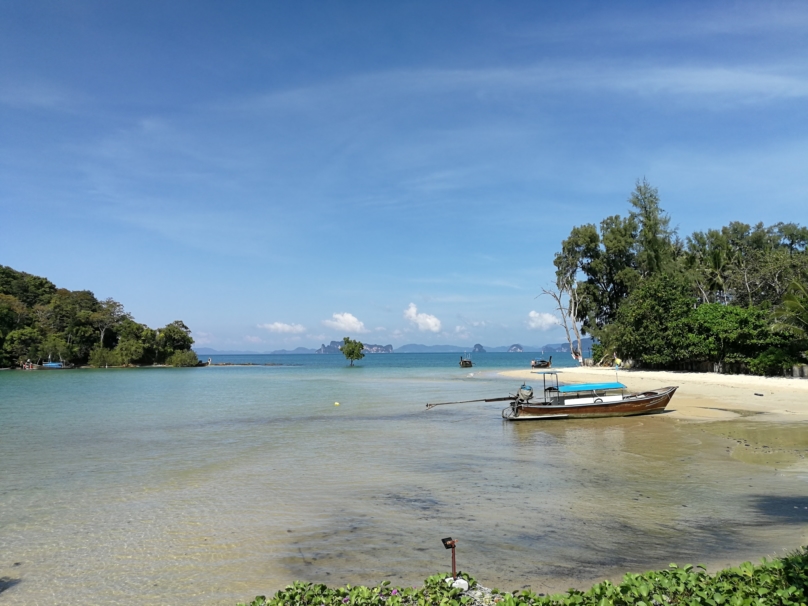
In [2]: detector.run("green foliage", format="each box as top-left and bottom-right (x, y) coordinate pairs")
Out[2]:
(165, 349), (200, 367)
(628, 178), (675, 276)
(553, 183), (808, 372)
(237, 550), (808, 606)
(3, 327), (42, 365)
(158, 320), (194, 361)
(341, 336), (365, 366)
(774, 281), (808, 338)
(88, 345), (122, 368)
(0, 265), (196, 368)
(748, 347), (799, 376)
(609, 274), (694, 367)
(685, 304), (787, 365)
(237, 572), (476, 606)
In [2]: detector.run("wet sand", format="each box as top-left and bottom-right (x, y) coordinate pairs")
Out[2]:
(500, 366), (808, 423)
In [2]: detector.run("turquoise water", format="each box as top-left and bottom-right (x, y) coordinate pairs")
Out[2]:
(1, 355), (807, 605)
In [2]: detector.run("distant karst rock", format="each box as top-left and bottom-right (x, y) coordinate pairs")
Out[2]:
(362, 344), (393, 354)
(315, 341), (343, 354)
(507, 344), (524, 353)
(472, 343), (486, 353)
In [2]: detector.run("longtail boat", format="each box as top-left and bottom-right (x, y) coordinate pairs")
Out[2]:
(426, 371), (677, 420)
(459, 354), (473, 368)
(501, 371), (677, 420)
(530, 355), (552, 369)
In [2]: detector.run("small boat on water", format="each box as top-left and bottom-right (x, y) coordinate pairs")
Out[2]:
(459, 354), (473, 368)
(530, 355), (552, 369)
(426, 371), (677, 420)
(22, 356), (69, 370)
(501, 372), (677, 420)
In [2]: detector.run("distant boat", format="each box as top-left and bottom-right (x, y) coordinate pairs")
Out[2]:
(41, 361), (66, 369)
(459, 354), (473, 368)
(531, 355), (552, 369)
(23, 357), (69, 370)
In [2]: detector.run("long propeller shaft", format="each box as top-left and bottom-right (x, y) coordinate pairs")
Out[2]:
(425, 395), (514, 409)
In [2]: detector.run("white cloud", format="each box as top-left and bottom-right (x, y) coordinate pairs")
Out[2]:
(403, 303), (442, 332)
(244, 335), (263, 343)
(454, 325), (470, 339)
(258, 322), (306, 334)
(322, 312), (369, 333)
(194, 331), (214, 345)
(527, 311), (559, 330)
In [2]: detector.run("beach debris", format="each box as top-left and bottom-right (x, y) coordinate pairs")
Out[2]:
(447, 577), (470, 591)
(754, 393), (764, 397)
(335, 402), (340, 406)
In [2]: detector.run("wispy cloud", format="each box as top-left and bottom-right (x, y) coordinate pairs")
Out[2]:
(258, 322), (306, 334)
(0, 81), (82, 111)
(244, 335), (263, 343)
(322, 312), (369, 333)
(403, 303), (441, 332)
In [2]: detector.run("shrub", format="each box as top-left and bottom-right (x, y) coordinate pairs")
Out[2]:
(748, 347), (798, 376)
(165, 349), (199, 367)
(88, 346), (121, 368)
(237, 549), (808, 606)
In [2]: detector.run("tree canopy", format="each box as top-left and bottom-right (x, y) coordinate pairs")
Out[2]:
(341, 337), (365, 366)
(552, 181), (807, 375)
(0, 265), (198, 368)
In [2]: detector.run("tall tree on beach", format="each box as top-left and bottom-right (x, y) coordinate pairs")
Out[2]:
(628, 178), (676, 277)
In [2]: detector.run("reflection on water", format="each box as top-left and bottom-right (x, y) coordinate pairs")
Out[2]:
(1, 363), (807, 605)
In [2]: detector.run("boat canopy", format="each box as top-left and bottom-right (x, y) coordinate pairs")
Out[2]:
(558, 382), (626, 393)
(531, 370), (561, 375)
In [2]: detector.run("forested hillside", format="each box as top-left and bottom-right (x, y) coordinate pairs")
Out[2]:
(0, 265), (198, 368)
(554, 180), (808, 375)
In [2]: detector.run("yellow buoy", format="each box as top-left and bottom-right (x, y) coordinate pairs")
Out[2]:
(334, 402), (340, 406)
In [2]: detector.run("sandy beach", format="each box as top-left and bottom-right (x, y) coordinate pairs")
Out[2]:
(499, 366), (808, 423)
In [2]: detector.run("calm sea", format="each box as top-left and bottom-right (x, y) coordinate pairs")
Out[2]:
(1, 353), (807, 605)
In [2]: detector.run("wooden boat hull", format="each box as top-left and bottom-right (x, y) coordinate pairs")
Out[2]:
(530, 356), (552, 369)
(503, 386), (678, 420)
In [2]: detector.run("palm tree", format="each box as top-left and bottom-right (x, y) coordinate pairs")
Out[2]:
(773, 280), (808, 338)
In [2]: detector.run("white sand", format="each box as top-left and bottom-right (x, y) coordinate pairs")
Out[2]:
(499, 365), (808, 422)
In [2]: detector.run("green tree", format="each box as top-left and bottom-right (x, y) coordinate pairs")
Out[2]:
(685, 304), (785, 369)
(773, 280), (808, 338)
(92, 298), (131, 347)
(165, 350), (199, 367)
(157, 320), (194, 362)
(115, 339), (146, 366)
(88, 345), (121, 368)
(554, 214), (639, 332)
(341, 337), (364, 366)
(3, 327), (43, 365)
(38, 334), (73, 363)
(609, 274), (695, 368)
(628, 178), (675, 276)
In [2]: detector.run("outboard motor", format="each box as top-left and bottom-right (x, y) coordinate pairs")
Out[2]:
(517, 384), (534, 402)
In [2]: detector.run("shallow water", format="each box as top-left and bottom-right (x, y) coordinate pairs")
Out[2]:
(1, 354), (807, 604)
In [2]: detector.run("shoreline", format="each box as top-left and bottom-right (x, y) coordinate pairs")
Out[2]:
(499, 365), (808, 422)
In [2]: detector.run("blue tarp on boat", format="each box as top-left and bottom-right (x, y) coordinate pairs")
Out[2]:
(558, 382), (626, 393)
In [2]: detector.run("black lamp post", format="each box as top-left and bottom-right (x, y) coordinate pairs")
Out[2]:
(441, 537), (457, 579)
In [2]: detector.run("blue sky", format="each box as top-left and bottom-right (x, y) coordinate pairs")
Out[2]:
(2, 1), (806, 350)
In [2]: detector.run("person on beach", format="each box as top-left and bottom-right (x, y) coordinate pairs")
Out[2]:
(613, 352), (622, 369)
